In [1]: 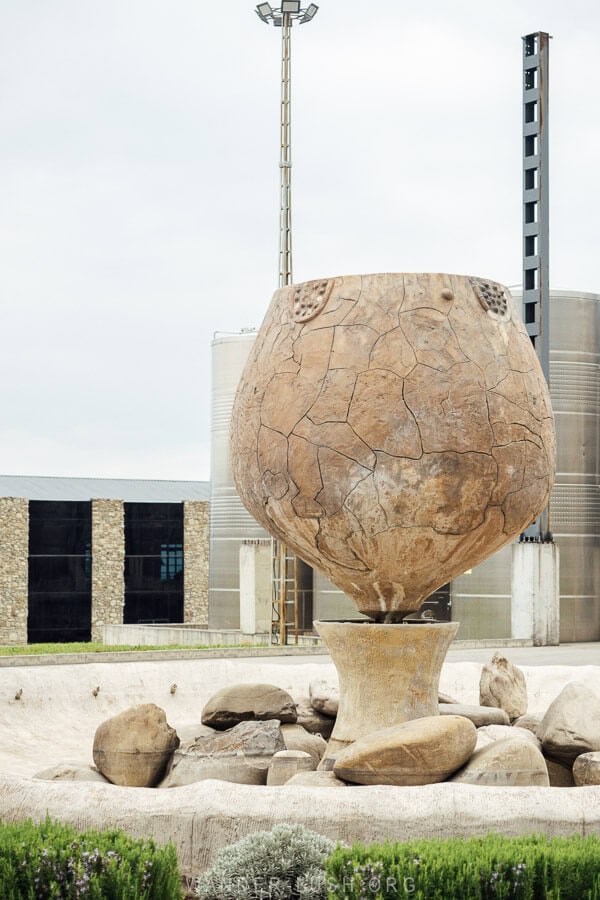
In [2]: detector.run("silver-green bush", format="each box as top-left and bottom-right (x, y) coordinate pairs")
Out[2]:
(195, 823), (337, 900)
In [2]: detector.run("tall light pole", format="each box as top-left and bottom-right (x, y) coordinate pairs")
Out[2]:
(255, 2), (319, 644)
(255, 2), (319, 288)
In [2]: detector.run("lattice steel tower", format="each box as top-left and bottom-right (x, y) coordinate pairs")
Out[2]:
(522, 31), (552, 541)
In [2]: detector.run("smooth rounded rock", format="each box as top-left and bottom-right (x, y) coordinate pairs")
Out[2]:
(294, 697), (335, 738)
(545, 756), (575, 787)
(284, 770), (347, 788)
(333, 715), (477, 786)
(573, 752), (600, 786)
(450, 737), (549, 786)
(439, 703), (510, 727)
(309, 679), (339, 718)
(513, 714), (542, 736)
(267, 750), (315, 786)
(281, 724), (327, 766)
(475, 724), (539, 752)
(439, 692), (459, 704)
(538, 682), (600, 763)
(33, 763), (110, 784)
(93, 704), (179, 787)
(480, 653), (527, 720)
(201, 683), (297, 730)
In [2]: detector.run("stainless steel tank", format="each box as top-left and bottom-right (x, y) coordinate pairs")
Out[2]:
(452, 289), (600, 641)
(548, 290), (600, 641)
(209, 331), (269, 628)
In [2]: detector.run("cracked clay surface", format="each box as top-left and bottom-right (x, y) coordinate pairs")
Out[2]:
(230, 273), (556, 619)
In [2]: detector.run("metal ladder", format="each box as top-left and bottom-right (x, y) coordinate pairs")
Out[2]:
(271, 539), (299, 644)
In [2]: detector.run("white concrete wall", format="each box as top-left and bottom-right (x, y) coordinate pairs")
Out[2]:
(103, 624), (270, 647)
(512, 542), (560, 645)
(239, 541), (272, 635)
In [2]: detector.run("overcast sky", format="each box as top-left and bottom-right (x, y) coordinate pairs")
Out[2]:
(1, 0), (598, 483)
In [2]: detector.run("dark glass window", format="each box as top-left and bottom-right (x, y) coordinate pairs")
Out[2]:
(29, 556), (91, 592)
(28, 594), (92, 643)
(29, 501), (91, 555)
(123, 593), (183, 625)
(28, 501), (92, 643)
(124, 503), (184, 624)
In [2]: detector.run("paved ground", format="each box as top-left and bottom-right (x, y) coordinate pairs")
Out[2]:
(447, 642), (600, 666)
(238, 642), (600, 668)
(0, 641), (597, 669)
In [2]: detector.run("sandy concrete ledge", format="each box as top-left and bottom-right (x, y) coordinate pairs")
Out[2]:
(0, 776), (599, 876)
(1, 659), (599, 776)
(1, 657), (599, 877)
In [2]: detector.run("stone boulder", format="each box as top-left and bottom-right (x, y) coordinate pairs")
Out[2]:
(439, 692), (459, 705)
(284, 770), (347, 788)
(538, 682), (600, 763)
(475, 724), (539, 752)
(294, 698), (335, 739)
(513, 714), (542, 736)
(439, 703), (510, 727)
(161, 757), (266, 788)
(281, 724), (327, 766)
(480, 654), (528, 720)
(573, 752), (600, 787)
(333, 715), (476, 786)
(159, 719), (284, 788)
(449, 737), (549, 786)
(267, 750), (315, 786)
(175, 723), (217, 744)
(93, 704), (179, 787)
(201, 683), (297, 730)
(309, 680), (339, 717)
(34, 763), (110, 784)
(545, 757), (575, 787)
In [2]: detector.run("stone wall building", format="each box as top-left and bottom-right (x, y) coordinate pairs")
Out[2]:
(0, 476), (209, 646)
(0, 497), (29, 645)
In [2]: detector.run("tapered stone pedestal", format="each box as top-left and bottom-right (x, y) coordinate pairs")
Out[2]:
(315, 620), (459, 767)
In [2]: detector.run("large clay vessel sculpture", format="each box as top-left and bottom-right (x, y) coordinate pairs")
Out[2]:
(230, 272), (556, 622)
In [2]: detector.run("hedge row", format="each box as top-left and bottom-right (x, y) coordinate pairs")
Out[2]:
(0, 817), (180, 899)
(325, 833), (600, 900)
(4, 819), (600, 899)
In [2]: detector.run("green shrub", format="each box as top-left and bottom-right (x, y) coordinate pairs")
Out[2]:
(195, 823), (337, 899)
(0, 816), (180, 899)
(325, 833), (600, 899)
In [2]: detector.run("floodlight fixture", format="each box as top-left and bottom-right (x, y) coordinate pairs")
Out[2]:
(301, 3), (318, 22)
(255, 3), (319, 27)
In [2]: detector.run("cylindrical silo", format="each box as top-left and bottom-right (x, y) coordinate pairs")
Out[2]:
(548, 290), (600, 641)
(209, 331), (269, 628)
(452, 289), (600, 641)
